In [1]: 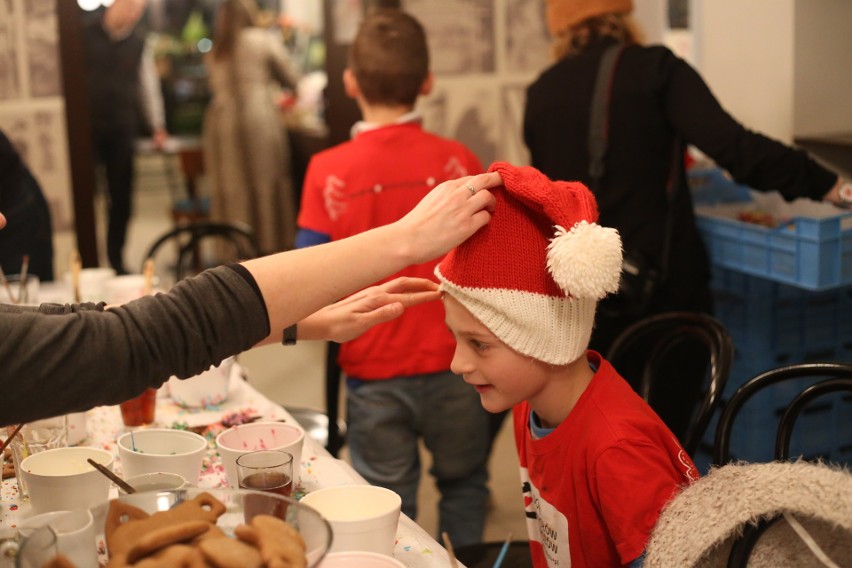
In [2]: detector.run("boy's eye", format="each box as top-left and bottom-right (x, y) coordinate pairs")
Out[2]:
(470, 338), (488, 351)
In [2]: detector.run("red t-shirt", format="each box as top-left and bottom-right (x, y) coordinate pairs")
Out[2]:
(297, 121), (483, 379)
(513, 352), (698, 567)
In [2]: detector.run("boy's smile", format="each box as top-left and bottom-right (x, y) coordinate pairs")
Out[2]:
(443, 294), (551, 414)
(442, 293), (595, 426)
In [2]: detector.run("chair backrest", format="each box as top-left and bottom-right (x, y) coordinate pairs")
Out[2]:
(713, 361), (852, 466)
(143, 221), (260, 285)
(711, 362), (852, 568)
(606, 311), (734, 456)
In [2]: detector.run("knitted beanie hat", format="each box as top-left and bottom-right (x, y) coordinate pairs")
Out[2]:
(546, 0), (634, 37)
(435, 162), (622, 365)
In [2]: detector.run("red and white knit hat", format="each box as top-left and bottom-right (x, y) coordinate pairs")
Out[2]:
(435, 162), (623, 365)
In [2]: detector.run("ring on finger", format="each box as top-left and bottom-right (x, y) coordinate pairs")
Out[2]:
(465, 181), (476, 196)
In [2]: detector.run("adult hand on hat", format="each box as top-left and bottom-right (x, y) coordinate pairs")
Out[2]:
(397, 171), (500, 264)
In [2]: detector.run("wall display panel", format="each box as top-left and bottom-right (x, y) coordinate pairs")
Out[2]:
(404, 0), (495, 75)
(0, 0), (22, 100)
(419, 80), (499, 168)
(503, 0), (550, 75)
(402, 0), (550, 168)
(25, 0), (62, 97)
(0, 0), (73, 236)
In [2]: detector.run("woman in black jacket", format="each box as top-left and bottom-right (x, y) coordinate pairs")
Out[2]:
(524, 0), (848, 442)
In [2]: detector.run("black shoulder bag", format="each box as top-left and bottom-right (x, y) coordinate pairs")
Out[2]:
(588, 43), (679, 318)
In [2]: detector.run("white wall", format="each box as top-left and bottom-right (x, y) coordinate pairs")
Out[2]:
(693, 0), (852, 143)
(693, 0), (796, 142)
(793, 0), (852, 137)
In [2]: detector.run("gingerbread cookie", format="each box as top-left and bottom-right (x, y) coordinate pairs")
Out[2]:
(199, 534), (263, 568)
(234, 515), (306, 568)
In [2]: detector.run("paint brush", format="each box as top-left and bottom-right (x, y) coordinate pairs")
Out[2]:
(441, 531), (459, 568)
(87, 458), (136, 494)
(0, 423), (25, 455)
(492, 532), (513, 568)
(71, 250), (82, 303)
(0, 265), (15, 304)
(142, 257), (155, 295)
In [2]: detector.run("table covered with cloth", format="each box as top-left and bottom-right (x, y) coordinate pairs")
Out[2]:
(0, 363), (462, 567)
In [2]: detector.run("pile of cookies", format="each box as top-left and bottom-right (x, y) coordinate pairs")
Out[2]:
(45, 492), (307, 568)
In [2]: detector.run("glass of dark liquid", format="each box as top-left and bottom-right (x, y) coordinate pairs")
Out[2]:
(237, 450), (294, 521)
(119, 388), (157, 427)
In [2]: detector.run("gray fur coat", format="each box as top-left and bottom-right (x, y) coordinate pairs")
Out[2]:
(645, 461), (852, 567)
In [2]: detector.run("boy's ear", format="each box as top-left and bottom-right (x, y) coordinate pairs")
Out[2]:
(419, 72), (434, 96)
(343, 68), (360, 99)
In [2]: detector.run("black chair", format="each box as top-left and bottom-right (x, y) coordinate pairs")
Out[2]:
(712, 362), (852, 567)
(606, 311), (734, 456)
(143, 220), (260, 285)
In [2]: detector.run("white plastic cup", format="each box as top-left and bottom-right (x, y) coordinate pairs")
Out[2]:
(117, 429), (207, 485)
(20, 447), (114, 514)
(119, 472), (188, 495)
(63, 267), (116, 302)
(216, 421), (304, 488)
(300, 485), (402, 556)
(66, 412), (88, 446)
(168, 357), (234, 408)
(18, 509), (98, 567)
(317, 551), (406, 567)
(103, 274), (158, 305)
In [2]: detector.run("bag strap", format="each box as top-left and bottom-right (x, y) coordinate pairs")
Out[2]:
(588, 43), (624, 189)
(587, 42), (680, 281)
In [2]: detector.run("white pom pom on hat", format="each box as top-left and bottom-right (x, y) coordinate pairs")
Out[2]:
(435, 161), (623, 365)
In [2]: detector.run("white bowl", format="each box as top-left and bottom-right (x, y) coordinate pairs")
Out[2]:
(20, 447), (114, 514)
(216, 422), (304, 488)
(119, 471), (188, 495)
(18, 509), (99, 567)
(117, 429), (207, 484)
(317, 551), (406, 567)
(168, 356), (234, 408)
(300, 485), (401, 556)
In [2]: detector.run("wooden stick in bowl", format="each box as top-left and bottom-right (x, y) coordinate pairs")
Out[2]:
(87, 458), (136, 494)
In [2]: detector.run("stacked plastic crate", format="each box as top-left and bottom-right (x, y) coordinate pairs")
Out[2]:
(690, 168), (852, 465)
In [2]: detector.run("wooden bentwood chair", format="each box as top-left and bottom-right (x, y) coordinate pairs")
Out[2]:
(606, 311), (734, 457)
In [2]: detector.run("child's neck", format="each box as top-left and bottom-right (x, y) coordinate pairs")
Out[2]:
(358, 103), (416, 126)
(531, 354), (595, 429)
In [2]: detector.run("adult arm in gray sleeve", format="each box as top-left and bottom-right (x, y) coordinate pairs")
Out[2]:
(0, 266), (267, 425)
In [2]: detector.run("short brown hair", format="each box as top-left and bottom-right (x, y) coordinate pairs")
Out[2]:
(349, 8), (429, 107)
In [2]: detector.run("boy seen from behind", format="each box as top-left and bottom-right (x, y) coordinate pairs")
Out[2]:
(295, 8), (491, 546)
(437, 163), (698, 567)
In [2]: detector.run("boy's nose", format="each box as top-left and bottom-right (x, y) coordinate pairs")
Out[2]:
(449, 347), (472, 377)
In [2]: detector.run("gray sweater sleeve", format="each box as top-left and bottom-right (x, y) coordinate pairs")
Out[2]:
(0, 266), (269, 426)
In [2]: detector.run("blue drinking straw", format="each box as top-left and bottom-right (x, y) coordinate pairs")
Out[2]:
(493, 533), (512, 568)
(130, 431), (137, 452)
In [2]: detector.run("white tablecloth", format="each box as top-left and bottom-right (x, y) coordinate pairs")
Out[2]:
(1, 366), (462, 567)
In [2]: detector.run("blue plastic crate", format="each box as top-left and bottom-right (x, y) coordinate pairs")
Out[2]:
(689, 168), (752, 205)
(696, 208), (852, 291)
(711, 268), (852, 356)
(702, 389), (852, 466)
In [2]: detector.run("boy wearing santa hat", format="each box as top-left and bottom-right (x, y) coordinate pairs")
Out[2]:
(438, 162), (697, 568)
